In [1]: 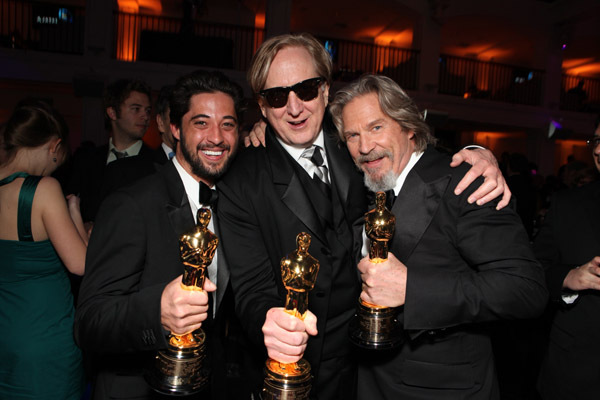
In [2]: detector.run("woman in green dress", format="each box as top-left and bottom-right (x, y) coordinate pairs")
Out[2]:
(0, 100), (88, 399)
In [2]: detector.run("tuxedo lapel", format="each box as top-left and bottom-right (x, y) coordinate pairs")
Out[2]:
(582, 181), (600, 249)
(164, 166), (194, 238)
(324, 130), (351, 204)
(391, 153), (450, 262)
(266, 128), (327, 244)
(212, 215), (230, 313)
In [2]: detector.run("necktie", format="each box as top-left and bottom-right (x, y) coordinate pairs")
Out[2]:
(199, 182), (218, 208)
(301, 145), (330, 185)
(111, 149), (128, 160)
(168, 151), (175, 160)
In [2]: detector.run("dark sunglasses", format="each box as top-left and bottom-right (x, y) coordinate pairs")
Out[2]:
(587, 137), (600, 147)
(259, 77), (324, 108)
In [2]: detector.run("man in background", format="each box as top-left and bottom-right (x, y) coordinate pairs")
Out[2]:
(67, 78), (153, 223)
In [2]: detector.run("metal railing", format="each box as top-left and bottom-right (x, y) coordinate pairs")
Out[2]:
(439, 55), (545, 106)
(113, 11), (264, 71)
(327, 38), (419, 90)
(0, 0), (84, 54)
(561, 74), (600, 112)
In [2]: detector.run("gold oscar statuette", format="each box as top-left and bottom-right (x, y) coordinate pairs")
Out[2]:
(145, 208), (218, 395)
(262, 232), (320, 400)
(349, 191), (404, 350)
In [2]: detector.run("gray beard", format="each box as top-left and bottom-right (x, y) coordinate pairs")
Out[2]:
(364, 169), (398, 192)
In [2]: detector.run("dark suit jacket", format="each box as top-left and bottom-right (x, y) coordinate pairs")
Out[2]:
(356, 147), (547, 400)
(66, 142), (153, 222)
(100, 146), (170, 199)
(74, 162), (243, 399)
(217, 118), (367, 399)
(533, 180), (600, 400)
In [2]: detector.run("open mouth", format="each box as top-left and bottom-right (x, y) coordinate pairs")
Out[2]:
(288, 118), (308, 127)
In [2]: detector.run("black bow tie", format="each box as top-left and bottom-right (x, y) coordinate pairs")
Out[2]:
(366, 190), (396, 210)
(199, 182), (218, 208)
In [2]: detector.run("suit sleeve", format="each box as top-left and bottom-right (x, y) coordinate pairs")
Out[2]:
(533, 193), (579, 301)
(74, 190), (168, 353)
(217, 177), (282, 347)
(404, 186), (548, 331)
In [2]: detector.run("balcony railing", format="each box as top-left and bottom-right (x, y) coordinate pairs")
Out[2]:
(561, 74), (600, 112)
(113, 11), (264, 71)
(326, 38), (419, 90)
(439, 55), (545, 106)
(0, 0), (84, 54)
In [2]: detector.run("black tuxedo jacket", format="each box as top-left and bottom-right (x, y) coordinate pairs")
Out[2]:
(217, 118), (366, 399)
(67, 142), (154, 222)
(74, 162), (240, 399)
(534, 180), (600, 400)
(356, 147), (547, 400)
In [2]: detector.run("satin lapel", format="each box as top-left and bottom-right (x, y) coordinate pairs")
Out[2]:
(266, 127), (327, 244)
(391, 168), (450, 262)
(212, 215), (230, 312)
(584, 181), (600, 249)
(324, 129), (351, 204)
(163, 162), (195, 243)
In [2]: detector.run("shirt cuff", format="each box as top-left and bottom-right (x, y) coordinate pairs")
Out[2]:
(462, 144), (486, 151)
(561, 292), (579, 304)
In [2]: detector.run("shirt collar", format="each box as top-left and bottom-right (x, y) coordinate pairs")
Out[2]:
(172, 156), (215, 209)
(161, 142), (174, 158)
(276, 129), (327, 166)
(393, 151), (423, 196)
(107, 138), (144, 163)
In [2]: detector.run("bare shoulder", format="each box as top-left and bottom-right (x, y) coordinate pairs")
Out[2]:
(36, 176), (62, 193)
(34, 176), (66, 207)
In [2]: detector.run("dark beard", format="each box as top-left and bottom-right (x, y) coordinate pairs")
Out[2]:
(179, 132), (237, 182)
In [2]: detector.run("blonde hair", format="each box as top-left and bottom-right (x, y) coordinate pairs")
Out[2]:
(247, 33), (332, 94)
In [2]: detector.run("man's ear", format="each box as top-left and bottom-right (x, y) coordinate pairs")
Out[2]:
(107, 107), (117, 121)
(157, 114), (166, 133)
(258, 98), (267, 119)
(322, 83), (330, 107)
(171, 123), (181, 141)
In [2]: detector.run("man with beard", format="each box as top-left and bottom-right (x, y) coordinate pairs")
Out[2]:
(329, 74), (547, 399)
(217, 33), (512, 399)
(75, 70), (249, 399)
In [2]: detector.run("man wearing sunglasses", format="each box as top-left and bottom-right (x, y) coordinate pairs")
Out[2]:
(217, 33), (511, 399)
(534, 118), (600, 400)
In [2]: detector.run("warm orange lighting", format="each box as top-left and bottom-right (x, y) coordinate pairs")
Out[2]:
(374, 29), (412, 48)
(444, 44), (513, 62)
(255, 12), (265, 29)
(117, 0), (139, 13)
(139, 0), (162, 14)
(565, 63), (600, 77)
(562, 57), (596, 69)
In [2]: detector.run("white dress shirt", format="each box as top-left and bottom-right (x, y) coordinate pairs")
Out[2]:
(173, 157), (219, 315)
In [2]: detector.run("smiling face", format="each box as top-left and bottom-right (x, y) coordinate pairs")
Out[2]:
(172, 91), (239, 185)
(342, 93), (415, 192)
(259, 46), (330, 149)
(108, 90), (151, 143)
